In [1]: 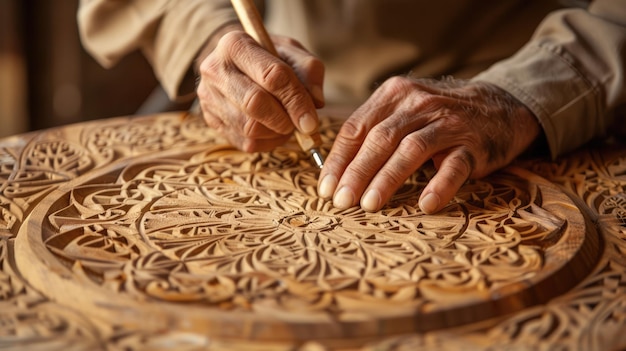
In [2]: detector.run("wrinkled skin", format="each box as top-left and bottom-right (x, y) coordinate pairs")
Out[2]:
(196, 29), (325, 152)
(318, 77), (540, 214)
(196, 29), (541, 214)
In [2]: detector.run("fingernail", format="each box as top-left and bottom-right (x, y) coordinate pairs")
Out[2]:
(318, 175), (337, 198)
(311, 85), (324, 104)
(361, 189), (381, 212)
(419, 192), (440, 214)
(299, 112), (317, 134)
(333, 186), (354, 209)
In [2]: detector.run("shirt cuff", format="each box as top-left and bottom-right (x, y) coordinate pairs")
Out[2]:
(472, 41), (603, 159)
(154, 0), (237, 101)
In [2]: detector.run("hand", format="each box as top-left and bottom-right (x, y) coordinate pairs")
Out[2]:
(196, 28), (325, 152)
(317, 77), (541, 214)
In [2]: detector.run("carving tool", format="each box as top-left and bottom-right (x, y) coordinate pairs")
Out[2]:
(230, 0), (325, 169)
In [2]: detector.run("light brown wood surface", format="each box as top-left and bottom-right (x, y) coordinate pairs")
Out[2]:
(1, 110), (625, 350)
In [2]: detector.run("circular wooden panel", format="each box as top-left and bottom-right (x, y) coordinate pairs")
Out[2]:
(14, 117), (598, 345)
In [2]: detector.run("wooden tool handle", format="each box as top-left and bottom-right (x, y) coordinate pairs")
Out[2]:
(230, 0), (279, 56)
(229, 0), (324, 163)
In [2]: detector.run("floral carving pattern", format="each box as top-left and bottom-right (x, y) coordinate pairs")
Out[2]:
(0, 112), (623, 349)
(35, 132), (586, 336)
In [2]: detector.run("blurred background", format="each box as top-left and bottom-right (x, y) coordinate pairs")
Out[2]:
(0, 0), (187, 138)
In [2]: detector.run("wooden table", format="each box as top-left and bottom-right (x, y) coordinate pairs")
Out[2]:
(1, 110), (625, 350)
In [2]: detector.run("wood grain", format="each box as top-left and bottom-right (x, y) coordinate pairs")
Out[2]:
(1, 111), (603, 349)
(1, 110), (626, 349)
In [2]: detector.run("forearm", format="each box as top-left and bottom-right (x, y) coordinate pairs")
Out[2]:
(473, 0), (626, 158)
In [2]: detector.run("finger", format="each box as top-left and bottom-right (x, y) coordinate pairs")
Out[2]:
(318, 105), (394, 201)
(318, 77), (413, 201)
(224, 32), (320, 135)
(276, 38), (325, 107)
(199, 84), (289, 151)
(203, 110), (291, 152)
(419, 148), (475, 214)
(360, 127), (438, 211)
(331, 117), (420, 209)
(329, 110), (433, 210)
(201, 32), (295, 135)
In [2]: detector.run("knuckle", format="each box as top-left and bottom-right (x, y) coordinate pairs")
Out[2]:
(449, 149), (476, 178)
(261, 61), (293, 92)
(223, 30), (248, 52)
(215, 32), (248, 64)
(384, 76), (411, 89)
(380, 76), (413, 95)
(366, 124), (402, 151)
(241, 87), (264, 115)
(220, 30), (238, 44)
(377, 77), (447, 110)
(242, 117), (256, 138)
(298, 55), (324, 74)
(337, 119), (369, 145)
(241, 87), (294, 135)
(198, 56), (224, 83)
(399, 133), (429, 156)
(418, 94), (444, 110)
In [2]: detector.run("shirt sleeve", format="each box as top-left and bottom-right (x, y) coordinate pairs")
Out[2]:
(77, 0), (238, 101)
(472, 0), (626, 158)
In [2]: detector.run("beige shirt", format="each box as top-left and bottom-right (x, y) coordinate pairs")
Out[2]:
(78, 0), (625, 158)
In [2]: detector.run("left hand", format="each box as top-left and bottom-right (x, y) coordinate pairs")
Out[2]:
(317, 76), (541, 214)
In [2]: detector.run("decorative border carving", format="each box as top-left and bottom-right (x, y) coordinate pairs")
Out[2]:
(0, 112), (624, 349)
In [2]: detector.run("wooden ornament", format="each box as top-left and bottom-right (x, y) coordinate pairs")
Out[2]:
(0, 111), (624, 350)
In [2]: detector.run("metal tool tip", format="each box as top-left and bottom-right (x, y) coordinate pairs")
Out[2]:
(309, 149), (324, 169)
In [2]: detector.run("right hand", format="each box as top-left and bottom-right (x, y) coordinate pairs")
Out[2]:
(196, 29), (325, 152)
(317, 77), (541, 214)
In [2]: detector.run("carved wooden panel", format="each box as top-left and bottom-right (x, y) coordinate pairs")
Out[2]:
(1, 111), (625, 350)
